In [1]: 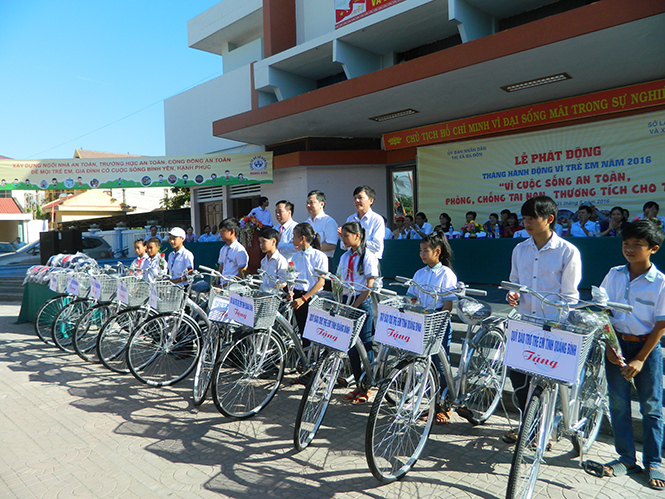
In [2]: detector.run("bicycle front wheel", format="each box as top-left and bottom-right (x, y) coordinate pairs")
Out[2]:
(461, 325), (507, 424)
(293, 352), (342, 451)
(365, 359), (436, 483)
(73, 303), (113, 362)
(192, 323), (221, 406)
(97, 306), (150, 373)
(506, 387), (550, 499)
(35, 295), (71, 345)
(52, 299), (92, 353)
(572, 340), (607, 456)
(212, 329), (286, 419)
(126, 313), (202, 387)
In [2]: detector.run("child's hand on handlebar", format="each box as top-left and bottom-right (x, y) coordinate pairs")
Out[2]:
(506, 291), (520, 307)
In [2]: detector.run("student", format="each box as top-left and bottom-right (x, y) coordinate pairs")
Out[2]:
(130, 239), (147, 272)
(406, 231), (457, 424)
(304, 190), (338, 258)
(258, 227), (288, 288)
(340, 185), (385, 259)
(248, 196), (273, 227)
(504, 196), (582, 443)
(596, 220), (665, 490)
(217, 218), (249, 277)
(144, 237), (167, 282)
(337, 221), (379, 404)
(408, 212), (433, 239)
(167, 227), (194, 286)
(289, 223), (328, 383)
(275, 200), (298, 260)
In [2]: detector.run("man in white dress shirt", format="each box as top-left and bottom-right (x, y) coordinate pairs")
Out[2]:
(247, 196), (273, 227)
(304, 190), (338, 258)
(167, 227), (195, 286)
(339, 185), (385, 259)
(570, 205), (597, 237)
(275, 200), (298, 260)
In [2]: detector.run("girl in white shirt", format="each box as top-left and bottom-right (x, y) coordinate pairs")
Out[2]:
(407, 231), (458, 423)
(338, 221), (379, 404)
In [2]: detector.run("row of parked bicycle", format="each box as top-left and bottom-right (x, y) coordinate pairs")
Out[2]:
(27, 261), (630, 498)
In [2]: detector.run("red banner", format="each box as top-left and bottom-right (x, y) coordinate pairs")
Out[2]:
(336, 0), (407, 29)
(383, 79), (665, 151)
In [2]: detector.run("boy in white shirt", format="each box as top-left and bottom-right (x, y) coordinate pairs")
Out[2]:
(217, 218), (249, 277)
(259, 227), (288, 289)
(167, 228), (195, 286)
(144, 237), (167, 282)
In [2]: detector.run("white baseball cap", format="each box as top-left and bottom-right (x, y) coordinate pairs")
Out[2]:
(169, 227), (186, 239)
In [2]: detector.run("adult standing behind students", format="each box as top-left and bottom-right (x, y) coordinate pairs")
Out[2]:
(167, 227), (194, 286)
(339, 185), (385, 259)
(247, 196), (273, 227)
(304, 190), (338, 258)
(275, 200), (298, 260)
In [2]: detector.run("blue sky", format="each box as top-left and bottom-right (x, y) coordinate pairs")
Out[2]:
(0, 1), (222, 160)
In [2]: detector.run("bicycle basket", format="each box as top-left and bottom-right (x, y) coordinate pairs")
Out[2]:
(150, 281), (186, 313)
(228, 287), (281, 329)
(96, 274), (120, 302)
(70, 272), (92, 297)
(49, 270), (72, 293)
(505, 314), (596, 385)
(375, 297), (451, 356)
(302, 296), (367, 353)
(118, 275), (151, 307)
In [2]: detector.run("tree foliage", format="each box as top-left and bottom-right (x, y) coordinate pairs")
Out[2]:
(161, 187), (190, 210)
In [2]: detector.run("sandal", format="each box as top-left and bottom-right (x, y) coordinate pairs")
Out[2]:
(352, 390), (371, 404)
(343, 388), (361, 402)
(584, 459), (641, 478)
(434, 410), (451, 425)
(502, 428), (519, 444)
(648, 468), (665, 490)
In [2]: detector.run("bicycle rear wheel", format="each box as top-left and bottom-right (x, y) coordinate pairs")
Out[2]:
(212, 329), (286, 419)
(506, 387), (549, 499)
(365, 359), (436, 483)
(35, 295), (71, 345)
(73, 303), (113, 362)
(97, 307), (149, 373)
(572, 340), (607, 456)
(460, 326), (507, 424)
(293, 351), (342, 451)
(126, 313), (202, 387)
(52, 299), (92, 353)
(192, 323), (221, 406)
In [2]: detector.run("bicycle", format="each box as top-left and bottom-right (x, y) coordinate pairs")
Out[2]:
(50, 272), (94, 352)
(501, 280), (632, 499)
(364, 277), (505, 483)
(34, 269), (75, 345)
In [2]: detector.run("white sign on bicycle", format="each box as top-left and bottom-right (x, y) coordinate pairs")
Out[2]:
(228, 292), (255, 327)
(89, 277), (101, 301)
(149, 285), (159, 309)
(49, 275), (58, 292)
(209, 294), (231, 323)
(375, 304), (426, 355)
(117, 281), (129, 305)
(303, 308), (355, 352)
(505, 319), (586, 385)
(66, 276), (80, 296)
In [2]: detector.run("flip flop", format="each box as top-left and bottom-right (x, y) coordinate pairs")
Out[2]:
(343, 388), (361, 402)
(352, 391), (371, 404)
(502, 428), (519, 444)
(648, 468), (665, 490)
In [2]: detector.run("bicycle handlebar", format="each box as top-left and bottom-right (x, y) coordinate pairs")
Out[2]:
(392, 276), (487, 298)
(314, 268), (397, 297)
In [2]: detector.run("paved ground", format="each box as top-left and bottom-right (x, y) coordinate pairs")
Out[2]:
(0, 303), (660, 499)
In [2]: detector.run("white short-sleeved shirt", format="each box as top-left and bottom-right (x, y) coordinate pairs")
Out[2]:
(385, 227), (393, 240)
(408, 263), (458, 310)
(569, 220), (597, 237)
(248, 206), (273, 227)
(277, 218), (299, 260)
(217, 240), (249, 276)
(408, 222), (433, 240)
(509, 232), (582, 319)
(344, 208), (385, 259)
(601, 264), (665, 336)
(167, 247), (195, 285)
(305, 211), (338, 258)
(197, 233), (214, 242)
(144, 254), (167, 283)
(291, 247), (328, 292)
(131, 256), (147, 272)
(337, 248), (380, 294)
(261, 250), (288, 288)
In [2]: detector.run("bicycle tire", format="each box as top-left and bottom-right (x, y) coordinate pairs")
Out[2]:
(293, 351), (342, 451)
(73, 303), (113, 362)
(506, 388), (548, 499)
(51, 299), (93, 353)
(365, 359), (436, 483)
(126, 313), (202, 387)
(212, 329), (286, 419)
(460, 326), (507, 425)
(192, 323), (221, 406)
(35, 295), (71, 345)
(571, 340), (607, 456)
(97, 306), (150, 373)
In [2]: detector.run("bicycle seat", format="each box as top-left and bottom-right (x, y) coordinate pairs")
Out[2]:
(457, 298), (492, 325)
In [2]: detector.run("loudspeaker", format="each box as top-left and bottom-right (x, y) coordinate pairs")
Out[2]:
(39, 231), (60, 265)
(60, 229), (83, 254)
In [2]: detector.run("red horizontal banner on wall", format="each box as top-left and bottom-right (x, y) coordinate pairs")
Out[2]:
(383, 79), (665, 151)
(336, 0), (407, 29)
